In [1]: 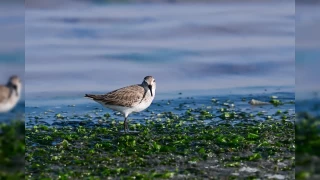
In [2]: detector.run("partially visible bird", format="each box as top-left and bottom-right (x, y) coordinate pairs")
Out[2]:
(0, 75), (22, 113)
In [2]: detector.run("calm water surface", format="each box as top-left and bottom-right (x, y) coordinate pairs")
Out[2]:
(296, 3), (320, 116)
(25, 1), (295, 124)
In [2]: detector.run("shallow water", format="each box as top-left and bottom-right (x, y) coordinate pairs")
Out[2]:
(25, 1), (295, 126)
(25, 89), (295, 127)
(296, 3), (320, 96)
(26, 1), (294, 98)
(296, 3), (320, 116)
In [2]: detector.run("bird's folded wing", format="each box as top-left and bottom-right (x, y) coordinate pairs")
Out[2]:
(0, 86), (10, 103)
(101, 85), (145, 107)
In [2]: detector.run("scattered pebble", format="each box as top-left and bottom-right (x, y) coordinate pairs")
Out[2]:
(249, 99), (270, 105)
(239, 167), (259, 173)
(265, 174), (285, 179)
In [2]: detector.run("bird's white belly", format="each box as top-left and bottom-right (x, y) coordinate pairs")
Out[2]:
(0, 97), (19, 113)
(102, 104), (132, 115)
(100, 96), (154, 117)
(0, 103), (14, 112)
(132, 99), (153, 113)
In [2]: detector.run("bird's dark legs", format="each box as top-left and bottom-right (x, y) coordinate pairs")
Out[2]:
(124, 117), (129, 133)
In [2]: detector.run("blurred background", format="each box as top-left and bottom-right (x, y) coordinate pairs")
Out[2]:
(0, 0), (24, 179)
(296, 0), (320, 179)
(0, 1), (24, 122)
(25, 0), (294, 106)
(296, 0), (320, 112)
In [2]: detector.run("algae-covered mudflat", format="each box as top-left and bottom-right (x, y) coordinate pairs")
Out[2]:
(296, 113), (320, 180)
(295, 101), (320, 180)
(0, 120), (25, 179)
(25, 91), (295, 179)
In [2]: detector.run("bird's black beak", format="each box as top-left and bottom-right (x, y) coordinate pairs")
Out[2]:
(11, 84), (19, 96)
(148, 85), (153, 96)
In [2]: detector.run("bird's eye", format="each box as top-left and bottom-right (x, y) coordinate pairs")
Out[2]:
(153, 80), (156, 82)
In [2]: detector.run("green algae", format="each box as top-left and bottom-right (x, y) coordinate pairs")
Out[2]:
(296, 112), (320, 179)
(25, 93), (296, 179)
(0, 120), (25, 179)
(26, 110), (295, 179)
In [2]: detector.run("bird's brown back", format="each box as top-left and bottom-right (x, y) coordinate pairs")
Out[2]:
(86, 84), (146, 107)
(0, 86), (10, 103)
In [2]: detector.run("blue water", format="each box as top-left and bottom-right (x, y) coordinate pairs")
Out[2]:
(0, 5), (25, 122)
(25, 90), (295, 127)
(25, 1), (296, 126)
(296, 3), (320, 116)
(25, 1), (294, 95)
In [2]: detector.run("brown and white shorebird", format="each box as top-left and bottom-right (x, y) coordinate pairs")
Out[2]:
(0, 75), (22, 113)
(85, 76), (156, 132)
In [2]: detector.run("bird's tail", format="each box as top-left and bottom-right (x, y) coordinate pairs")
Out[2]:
(84, 94), (99, 99)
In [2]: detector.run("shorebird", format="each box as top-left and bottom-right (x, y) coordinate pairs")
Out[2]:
(85, 76), (156, 132)
(0, 75), (22, 113)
